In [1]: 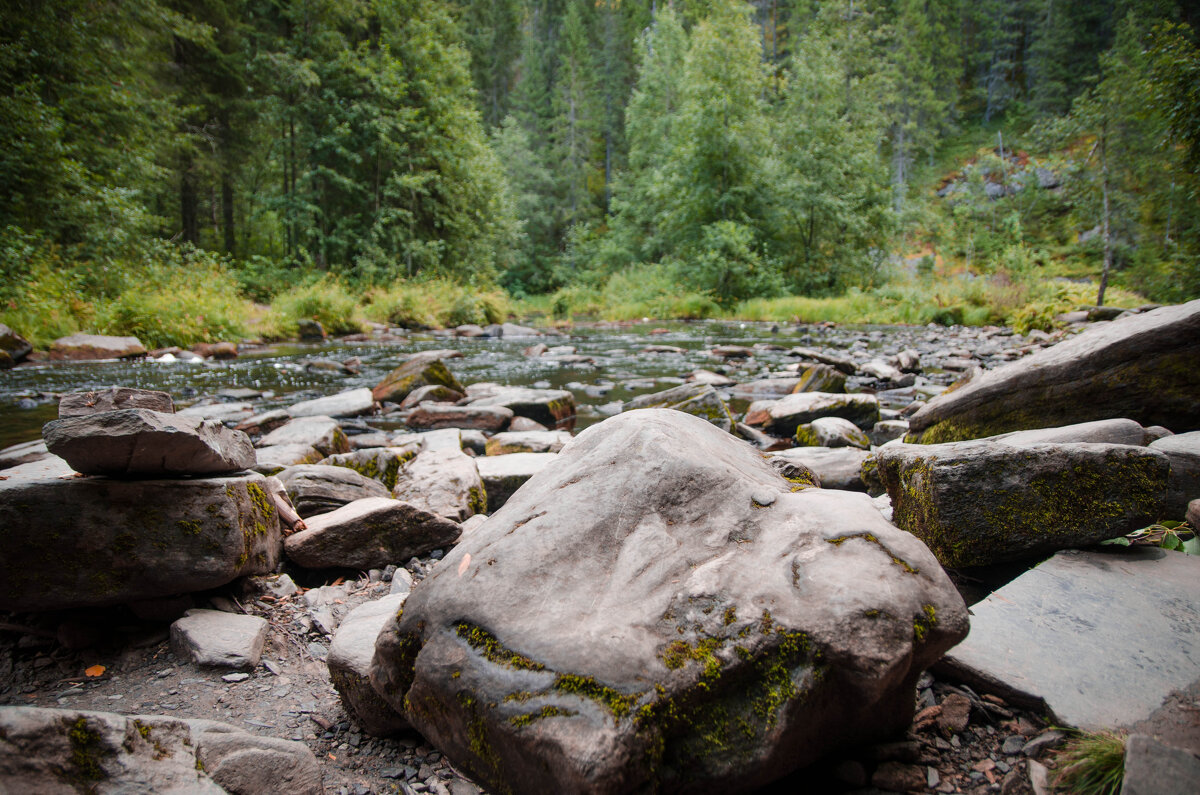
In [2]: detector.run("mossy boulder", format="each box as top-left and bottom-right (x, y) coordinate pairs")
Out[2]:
(318, 446), (419, 491)
(625, 382), (735, 433)
(745, 392), (880, 438)
(392, 447), (486, 522)
(257, 416), (350, 458)
(369, 410), (967, 793)
(794, 417), (871, 450)
(770, 447), (871, 491)
(0, 322), (32, 367)
(1148, 431), (1200, 518)
(283, 497), (461, 569)
(274, 464), (390, 518)
(484, 430), (573, 456)
(792, 364), (847, 394)
(373, 358), (464, 405)
(907, 299), (1200, 443)
(0, 471), (281, 612)
(875, 441), (1170, 567)
(466, 387), (577, 432)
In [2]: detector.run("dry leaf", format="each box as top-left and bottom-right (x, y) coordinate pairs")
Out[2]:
(85, 665), (106, 677)
(327, 754), (337, 761)
(331, 577), (344, 586)
(457, 553), (471, 577)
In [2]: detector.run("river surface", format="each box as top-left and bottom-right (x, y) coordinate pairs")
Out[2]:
(0, 320), (960, 449)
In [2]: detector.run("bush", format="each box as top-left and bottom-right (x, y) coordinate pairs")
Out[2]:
(262, 276), (365, 339)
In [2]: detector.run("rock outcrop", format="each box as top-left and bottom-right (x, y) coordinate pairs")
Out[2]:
(48, 333), (147, 361)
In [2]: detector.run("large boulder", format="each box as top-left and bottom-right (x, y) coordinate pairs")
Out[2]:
(0, 707), (321, 794)
(274, 464), (390, 518)
(625, 383), (734, 432)
(875, 441), (1170, 567)
(286, 388), (376, 419)
(328, 594), (412, 736)
(58, 387), (174, 417)
(44, 409), (255, 477)
(257, 416), (350, 458)
(284, 497), (461, 569)
(1148, 432), (1200, 518)
(476, 453), (558, 512)
(466, 387), (577, 431)
(907, 300), (1200, 443)
(0, 471), (282, 612)
(405, 403), (514, 432)
(318, 445), (420, 491)
(392, 448), (486, 522)
(373, 358), (464, 405)
(48, 333), (146, 361)
(745, 392), (880, 437)
(370, 410), (967, 794)
(793, 364), (847, 394)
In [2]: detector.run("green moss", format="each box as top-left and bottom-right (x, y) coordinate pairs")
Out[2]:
(826, 533), (920, 574)
(723, 606), (737, 626)
(508, 705), (575, 728)
(468, 485), (488, 516)
(176, 519), (202, 536)
(794, 426), (819, 447)
(65, 716), (108, 789)
(552, 674), (640, 720)
(913, 604), (938, 643)
(455, 622), (545, 671)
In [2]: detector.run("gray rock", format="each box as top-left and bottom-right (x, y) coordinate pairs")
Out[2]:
(1148, 432), (1200, 519)
(1121, 734), (1200, 795)
(788, 347), (856, 375)
(745, 392), (880, 437)
(939, 549), (1200, 731)
(390, 568), (415, 596)
(58, 387), (174, 417)
(893, 349), (921, 373)
(406, 403), (514, 432)
(170, 609), (269, 669)
(993, 418), (1151, 447)
(0, 471), (281, 612)
(284, 497), (461, 570)
(258, 416), (350, 458)
(275, 464), (390, 518)
(728, 377), (803, 399)
(625, 382), (734, 432)
(0, 438), (49, 470)
(176, 401), (255, 424)
(235, 409), (293, 437)
(328, 594), (411, 736)
(459, 514), (488, 536)
(1021, 730), (1066, 759)
(768, 447), (870, 491)
(876, 441), (1169, 567)
(484, 430), (573, 455)
(687, 369), (736, 387)
(907, 299), (1200, 442)
(373, 358), (465, 405)
(418, 428), (464, 453)
(508, 416), (549, 432)
(859, 359), (904, 382)
(370, 410), (967, 794)
(254, 443), (324, 470)
(49, 333), (146, 360)
(44, 409), (255, 477)
(476, 453), (558, 512)
(398, 384), (467, 411)
(287, 388), (376, 419)
(793, 363), (847, 394)
(392, 448), (485, 521)
(0, 453), (74, 479)
(0, 707), (322, 794)
(795, 417), (870, 449)
(0, 322), (32, 365)
(466, 387), (576, 431)
(871, 419), (910, 446)
(318, 446), (420, 491)
(1189, 499), (1200, 533)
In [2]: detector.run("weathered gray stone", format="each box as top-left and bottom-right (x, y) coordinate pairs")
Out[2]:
(769, 448), (870, 491)
(418, 428), (464, 453)
(258, 416), (350, 458)
(729, 377), (803, 399)
(176, 401), (255, 424)
(373, 358), (464, 405)
(1121, 734), (1200, 795)
(1189, 499), (1200, 532)
(392, 448), (485, 521)
(253, 443), (324, 470)
(908, 299), (1200, 443)
(476, 453), (558, 512)
(406, 403), (513, 432)
(939, 549), (1200, 731)
(508, 416), (549, 432)
(0, 438), (49, 470)
(745, 392), (880, 437)
(398, 384), (467, 411)
(625, 382), (734, 432)
(991, 418), (1152, 447)
(793, 363), (847, 394)
(1149, 432), (1200, 518)
(859, 359), (904, 382)
(284, 497), (461, 569)
(170, 609), (268, 669)
(328, 594), (411, 736)
(0, 471), (281, 612)
(876, 441), (1169, 567)
(236, 408), (292, 437)
(275, 464), (390, 518)
(318, 445), (420, 491)
(0, 323), (32, 366)
(287, 388), (376, 419)
(794, 417), (870, 449)
(466, 387), (576, 431)
(44, 409), (255, 477)
(788, 347), (856, 374)
(370, 410), (967, 795)
(0, 706), (321, 794)
(58, 387), (174, 417)
(687, 369), (735, 387)
(49, 333), (146, 361)
(0, 453), (74, 479)
(871, 419), (910, 446)
(484, 430), (573, 456)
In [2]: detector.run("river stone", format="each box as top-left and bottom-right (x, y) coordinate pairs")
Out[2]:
(907, 299), (1200, 443)
(170, 609), (268, 669)
(871, 419), (910, 446)
(466, 387), (577, 431)
(318, 445), (420, 491)
(859, 359), (905, 383)
(485, 430), (573, 456)
(0, 471), (281, 612)
(254, 443), (324, 470)
(275, 464), (390, 518)
(745, 392), (880, 437)
(176, 400), (255, 424)
(44, 409), (255, 477)
(875, 441), (1170, 567)
(48, 333), (146, 361)
(793, 364), (847, 394)
(729, 377), (803, 399)
(1148, 432), (1200, 518)
(369, 410), (968, 794)
(0, 323), (32, 366)
(988, 418), (1151, 447)
(0, 707), (321, 795)
(1121, 734), (1200, 795)
(1, 454), (75, 479)
(236, 408), (292, 437)
(418, 427), (465, 453)
(373, 358), (464, 405)
(788, 347), (856, 375)
(625, 382), (734, 432)
(399, 384), (467, 411)
(768, 448), (870, 492)
(476, 453), (558, 512)
(687, 369), (736, 387)
(58, 387), (174, 417)
(258, 416), (350, 458)
(328, 594), (412, 736)
(406, 403), (514, 432)
(392, 448), (485, 521)
(0, 438), (50, 470)
(284, 497), (461, 569)
(795, 417), (871, 450)
(1189, 500), (1200, 533)
(287, 387), (376, 419)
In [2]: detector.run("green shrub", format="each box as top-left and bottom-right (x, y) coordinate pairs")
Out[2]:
(1053, 731), (1126, 795)
(263, 276), (365, 339)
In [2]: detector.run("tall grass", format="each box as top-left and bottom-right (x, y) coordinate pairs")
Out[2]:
(258, 275), (366, 339)
(361, 279), (511, 329)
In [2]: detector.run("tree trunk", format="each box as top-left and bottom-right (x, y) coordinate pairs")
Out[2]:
(180, 152), (199, 245)
(1098, 120), (1111, 307)
(222, 174), (235, 254)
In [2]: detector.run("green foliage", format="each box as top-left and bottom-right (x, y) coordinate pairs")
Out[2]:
(361, 279), (510, 329)
(681, 221), (783, 306)
(1102, 521), (1199, 555)
(261, 276), (365, 339)
(1052, 731), (1126, 795)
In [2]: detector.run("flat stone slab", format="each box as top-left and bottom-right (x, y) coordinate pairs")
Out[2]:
(1121, 734), (1200, 795)
(476, 452), (558, 511)
(328, 594), (411, 736)
(287, 388), (376, 419)
(939, 548), (1200, 730)
(258, 416), (350, 458)
(48, 333), (146, 360)
(284, 497), (461, 569)
(170, 609), (269, 669)
(58, 387), (174, 417)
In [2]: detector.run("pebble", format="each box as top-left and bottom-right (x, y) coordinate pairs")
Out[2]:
(307, 642), (328, 660)
(1000, 735), (1026, 755)
(222, 672), (250, 683)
